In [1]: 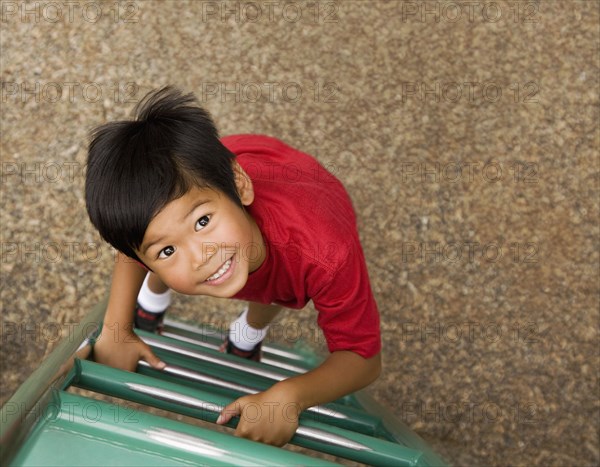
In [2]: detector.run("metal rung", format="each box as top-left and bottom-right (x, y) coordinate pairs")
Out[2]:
(137, 360), (344, 420)
(163, 318), (311, 363)
(141, 335), (292, 381)
(160, 331), (310, 373)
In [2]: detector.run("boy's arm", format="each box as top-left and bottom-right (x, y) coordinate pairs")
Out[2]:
(217, 350), (381, 446)
(92, 252), (166, 371)
(277, 349), (381, 409)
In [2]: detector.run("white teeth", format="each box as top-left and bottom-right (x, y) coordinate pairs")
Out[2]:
(205, 258), (232, 282)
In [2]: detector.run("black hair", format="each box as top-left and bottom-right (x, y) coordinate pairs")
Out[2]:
(85, 86), (241, 263)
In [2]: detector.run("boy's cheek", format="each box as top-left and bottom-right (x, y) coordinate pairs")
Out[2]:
(167, 280), (194, 295)
(155, 270), (191, 294)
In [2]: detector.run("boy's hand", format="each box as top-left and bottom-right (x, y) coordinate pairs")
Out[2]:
(93, 323), (166, 372)
(216, 383), (301, 446)
(215, 351), (381, 447)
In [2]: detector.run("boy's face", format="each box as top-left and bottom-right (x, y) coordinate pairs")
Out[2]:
(135, 164), (265, 297)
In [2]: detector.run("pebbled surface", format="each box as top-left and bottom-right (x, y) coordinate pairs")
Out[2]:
(1, 1), (598, 466)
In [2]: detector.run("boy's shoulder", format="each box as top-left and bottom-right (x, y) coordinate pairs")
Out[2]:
(223, 134), (360, 274)
(221, 133), (340, 187)
(221, 133), (285, 150)
(221, 134), (321, 174)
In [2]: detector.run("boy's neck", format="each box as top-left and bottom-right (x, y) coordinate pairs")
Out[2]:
(247, 212), (267, 273)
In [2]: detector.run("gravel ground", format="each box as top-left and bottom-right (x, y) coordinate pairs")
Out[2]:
(1, 1), (599, 465)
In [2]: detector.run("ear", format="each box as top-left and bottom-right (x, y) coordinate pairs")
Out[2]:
(233, 161), (254, 206)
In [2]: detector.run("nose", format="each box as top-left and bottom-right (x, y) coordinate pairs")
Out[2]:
(190, 241), (216, 270)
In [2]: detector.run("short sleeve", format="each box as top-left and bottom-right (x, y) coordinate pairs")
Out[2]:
(310, 241), (381, 359)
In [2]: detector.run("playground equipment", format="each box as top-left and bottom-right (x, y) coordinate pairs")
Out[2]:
(1, 298), (448, 466)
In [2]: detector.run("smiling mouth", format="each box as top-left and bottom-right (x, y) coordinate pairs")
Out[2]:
(204, 256), (233, 282)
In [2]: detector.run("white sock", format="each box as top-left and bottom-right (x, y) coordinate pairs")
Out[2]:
(137, 273), (172, 313)
(229, 307), (269, 351)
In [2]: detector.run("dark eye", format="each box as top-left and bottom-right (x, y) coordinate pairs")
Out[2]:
(158, 245), (175, 259)
(195, 215), (211, 231)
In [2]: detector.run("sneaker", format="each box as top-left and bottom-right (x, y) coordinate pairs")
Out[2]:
(134, 304), (165, 333)
(219, 337), (262, 362)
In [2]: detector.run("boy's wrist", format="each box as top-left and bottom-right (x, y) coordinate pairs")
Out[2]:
(100, 320), (137, 343)
(103, 304), (135, 329)
(271, 379), (308, 412)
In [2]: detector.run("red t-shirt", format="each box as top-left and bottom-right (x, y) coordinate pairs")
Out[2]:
(223, 134), (381, 359)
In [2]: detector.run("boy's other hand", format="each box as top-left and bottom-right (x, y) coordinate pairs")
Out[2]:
(93, 323), (166, 372)
(216, 383), (300, 447)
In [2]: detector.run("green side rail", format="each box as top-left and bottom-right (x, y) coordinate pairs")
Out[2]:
(1, 299), (449, 466)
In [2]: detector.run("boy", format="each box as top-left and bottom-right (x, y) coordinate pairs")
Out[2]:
(85, 86), (381, 446)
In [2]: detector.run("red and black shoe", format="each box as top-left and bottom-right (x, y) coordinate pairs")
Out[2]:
(219, 337), (262, 362)
(134, 304), (165, 334)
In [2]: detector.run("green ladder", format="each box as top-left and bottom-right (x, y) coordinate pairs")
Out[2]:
(1, 298), (448, 466)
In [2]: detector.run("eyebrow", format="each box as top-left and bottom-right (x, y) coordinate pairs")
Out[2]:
(141, 199), (210, 255)
(182, 199), (210, 223)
